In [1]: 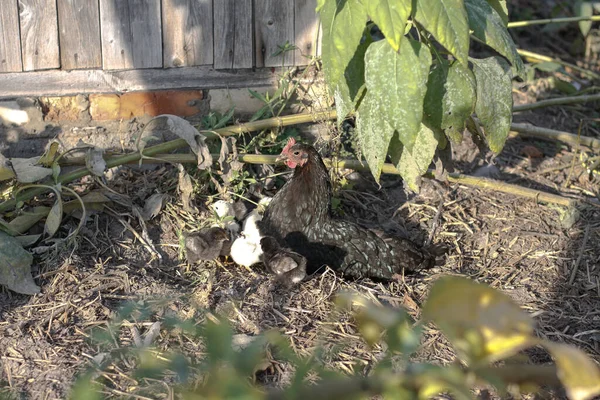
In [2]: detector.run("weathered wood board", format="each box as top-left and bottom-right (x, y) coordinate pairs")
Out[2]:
(162, 0), (213, 67)
(254, 0), (295, 67)
(99, 0), (162, 70)
(0, 67), (281, 98)
(294, 0), (320, 64)
(0, 0), (22, 72)
(57, 0), (102, 70)
(19, 0), (60, 71)
(213, 0), (253, 69)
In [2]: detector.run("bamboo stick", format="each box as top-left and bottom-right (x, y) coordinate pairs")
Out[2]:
(508, 15), (600, 28)
(513, 93), (600, 112)
(516, 49), (600, 79)
(510, 122), (600, 149)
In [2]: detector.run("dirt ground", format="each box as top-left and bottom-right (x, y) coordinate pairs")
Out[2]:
(2, 7), (600, 400)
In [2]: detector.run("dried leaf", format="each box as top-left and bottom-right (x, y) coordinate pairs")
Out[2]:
(0, 230), (40, 295)
(8, 206), (51, 235)
(38, 141), (60, 167)
(142, 193), (167, 221)
(44, 199), (63, 238)
(85, 147), (106, 177)
(11, 157), (53, 183)
(177, 164), (196, 213)
(146, 114), (213, 169)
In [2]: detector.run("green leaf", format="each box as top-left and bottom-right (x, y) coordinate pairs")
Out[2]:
(423, 61), (476, 143)
(543, 341), (600, 400)
(486, 0), (508, 25)
(464, 0), (525, 79)
(533, 61), (562, 72)
(414, 0), (469, 65)
(8, 206), (51, 235)
(389, 124), (439, 191)
(576, 1), (594, 37)
(364, 0), (411, 52)
(0, 230), (40, 295)
(334, 26), (373, 125)
(356, 38), (431, 181)
(422, 276), (535, 364)
(471, 56), (513, 154)
(319, 0), (367, 90)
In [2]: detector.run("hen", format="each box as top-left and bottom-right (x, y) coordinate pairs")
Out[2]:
(259, 138), (444, 280)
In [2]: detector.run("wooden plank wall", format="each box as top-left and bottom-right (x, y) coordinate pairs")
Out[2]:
(0, 0), (321, 74)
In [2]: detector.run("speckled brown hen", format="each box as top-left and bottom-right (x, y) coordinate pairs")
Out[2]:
(258, 138), (444, 280)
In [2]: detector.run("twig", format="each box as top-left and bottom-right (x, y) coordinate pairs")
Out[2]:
(426, 198), (445, 246)
(516, 49), (600, 80)
(510, 122), (600, 150)
(513, 93), (600, 112)
(569, 225), (591, 285)
(508, 15), (600, 28)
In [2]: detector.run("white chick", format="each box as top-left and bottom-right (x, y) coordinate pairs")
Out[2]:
(229, 197), (272, 268)
(210, 200), (240, 235)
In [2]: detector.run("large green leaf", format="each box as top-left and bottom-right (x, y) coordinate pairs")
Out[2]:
(356, 96), (395, 182)
(472, 56), (513, 154)
(334, 26), (373, 125)
(389, 124), (439, 191)
(423, 276), (535, 364)
(319, 0), (368, 93)
(356, 38), (431, 181)
(575, 1), (594, 37)
(423, 60), (476, 143)
(486, 0), (508, 25)
(465, 0), (525, 78)
(543, 342), (600, 400)
(414, 0), (469, 65)
(364, 0), (412, 52)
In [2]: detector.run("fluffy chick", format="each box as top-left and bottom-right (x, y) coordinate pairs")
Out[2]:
(185, 227), (231, 263)
(210, 200), (240, 234)
(260, 236), (307, 286)
(229, 197), (272, 268)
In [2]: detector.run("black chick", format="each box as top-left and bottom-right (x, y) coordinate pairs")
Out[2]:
(185, 227), (231, 263)
(260, 236), (307, 287)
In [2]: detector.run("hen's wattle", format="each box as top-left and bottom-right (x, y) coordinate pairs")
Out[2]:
(258, 138), (443, 280)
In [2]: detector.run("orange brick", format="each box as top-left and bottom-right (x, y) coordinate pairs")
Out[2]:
(89, 90), (204, 121)
(40, 95), (88, 122)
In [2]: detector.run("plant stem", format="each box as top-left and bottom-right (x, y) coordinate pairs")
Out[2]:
(0, 111), (336, 213)
(510, 122), (600, 150)
(62, 153), (576, 207)
(513, 93), (600, 112)
(516, 49), (600, 80)
(508, 15), (600, 28)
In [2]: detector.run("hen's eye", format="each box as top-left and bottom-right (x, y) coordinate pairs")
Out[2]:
(293, 151), (300, 156)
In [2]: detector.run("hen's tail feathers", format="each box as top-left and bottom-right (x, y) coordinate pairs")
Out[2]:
(420, 243), (449, 269)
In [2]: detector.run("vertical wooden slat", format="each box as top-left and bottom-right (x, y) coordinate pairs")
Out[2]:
(0, 0), (22, 72)
(254, 0), (294, 67)
(19, 0), (60, 71)
(294, 0), (319, 65)
(162, 0), (213, 68)
(214, 0), (253, 69)
(57, 0), (102, 70)
(100, 0), (162, 70)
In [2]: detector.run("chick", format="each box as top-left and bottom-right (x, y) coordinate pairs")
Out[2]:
(210, 200), (240, 235)
(185, 227), (231, 263)
(229, 197), (272, 269)
(260, 236), (307, 286)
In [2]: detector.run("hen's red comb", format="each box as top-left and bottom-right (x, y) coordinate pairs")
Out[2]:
(281, 137), (296, 154)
